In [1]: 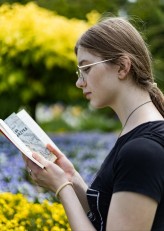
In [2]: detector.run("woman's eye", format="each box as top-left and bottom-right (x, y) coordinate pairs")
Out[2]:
(83, 66), (91, 73)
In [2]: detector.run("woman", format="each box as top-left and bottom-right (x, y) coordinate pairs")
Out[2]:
(26, 17), (164, 230)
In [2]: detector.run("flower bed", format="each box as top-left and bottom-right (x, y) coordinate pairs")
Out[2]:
(0, 132), (117, 202)
(0, 192), (70, 230)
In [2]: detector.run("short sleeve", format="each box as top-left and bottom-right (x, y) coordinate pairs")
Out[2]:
(113, 138), (164, 203)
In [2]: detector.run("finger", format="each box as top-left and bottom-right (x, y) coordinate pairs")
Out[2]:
(32, 152), (48, 166)
(26, 152), (48, 172)
(47, 144), (64, 159)
(26, 156), (40, 172)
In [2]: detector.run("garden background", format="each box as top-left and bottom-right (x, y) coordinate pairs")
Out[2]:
(0, 0), (163, 230)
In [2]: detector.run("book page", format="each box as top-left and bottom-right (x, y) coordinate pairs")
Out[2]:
(5, 112), (56, 162)
(0, 119), (44, 168)
(17, 109), (60, 155)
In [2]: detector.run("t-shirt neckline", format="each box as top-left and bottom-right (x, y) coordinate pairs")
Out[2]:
(118, 120), (164, 141)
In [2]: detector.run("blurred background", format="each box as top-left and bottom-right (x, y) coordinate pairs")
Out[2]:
(0, 0), (163, 132)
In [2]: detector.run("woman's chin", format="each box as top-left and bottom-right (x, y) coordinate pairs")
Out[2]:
(90, 101), (106, 109)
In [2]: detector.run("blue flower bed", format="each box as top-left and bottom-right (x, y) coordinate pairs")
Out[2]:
(0, 132), (117, 202)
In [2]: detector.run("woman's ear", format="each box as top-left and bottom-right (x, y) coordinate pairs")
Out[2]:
(118, 56), (131, 80)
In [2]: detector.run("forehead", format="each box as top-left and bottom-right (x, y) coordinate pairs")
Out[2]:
(77, 47), (99, 65)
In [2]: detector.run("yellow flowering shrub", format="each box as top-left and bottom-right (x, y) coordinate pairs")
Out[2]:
(0, 2), (99, 117)
(0, 2), (89, 93)
(0, 2), (91, 68)
(0, 192), (70, 231)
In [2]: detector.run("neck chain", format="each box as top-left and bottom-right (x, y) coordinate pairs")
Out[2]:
(119, 100), (152, 138)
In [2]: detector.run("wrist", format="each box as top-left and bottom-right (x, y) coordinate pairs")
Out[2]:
(72, 170), (80, 185)
(72, 171), (88, 191)
(56, 181), (73, 200)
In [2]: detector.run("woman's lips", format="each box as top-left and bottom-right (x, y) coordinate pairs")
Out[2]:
(83, 92), (91, 99)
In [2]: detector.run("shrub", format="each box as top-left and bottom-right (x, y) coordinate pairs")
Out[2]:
(0, 3), (99, 118)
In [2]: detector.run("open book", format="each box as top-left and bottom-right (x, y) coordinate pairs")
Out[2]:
(0, 109), (59, 168)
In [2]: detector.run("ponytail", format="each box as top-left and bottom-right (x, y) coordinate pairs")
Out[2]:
(149, 83), (164, 117)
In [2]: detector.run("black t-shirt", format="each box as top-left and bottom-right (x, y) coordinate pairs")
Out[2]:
(87, 121), (164, 231)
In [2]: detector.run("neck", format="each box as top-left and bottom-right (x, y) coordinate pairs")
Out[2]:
(118, 100), (152, 137)
(114, 92), (152, 125)
(110, 83), (163, 137)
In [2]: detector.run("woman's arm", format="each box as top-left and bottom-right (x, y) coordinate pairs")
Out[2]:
(25, 152), (94, 231)
(106, 191), (158, 231)
(59, 183), (95, 231)
(72, 170), (90, 212)
(47, 144), (90, 212)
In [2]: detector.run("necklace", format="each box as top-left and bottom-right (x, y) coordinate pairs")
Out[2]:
(119, 100), (152, 138)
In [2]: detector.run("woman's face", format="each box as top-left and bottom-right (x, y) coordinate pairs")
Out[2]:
(76, 47), (120, 109)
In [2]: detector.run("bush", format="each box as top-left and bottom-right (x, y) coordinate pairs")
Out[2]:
(0, 3), (100, 118)
(0, 192), (70, 230)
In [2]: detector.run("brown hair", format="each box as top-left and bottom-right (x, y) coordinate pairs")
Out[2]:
(75, 17), (164, 117)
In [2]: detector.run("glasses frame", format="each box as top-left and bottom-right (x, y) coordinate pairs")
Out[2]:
(76, 58), (113, 81)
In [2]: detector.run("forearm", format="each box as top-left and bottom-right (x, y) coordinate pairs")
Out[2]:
(59, 184), (96, 231)
(72, 170), (90, 212)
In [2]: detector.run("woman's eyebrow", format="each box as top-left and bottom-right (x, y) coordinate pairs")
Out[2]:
(78, 59), (88, 66)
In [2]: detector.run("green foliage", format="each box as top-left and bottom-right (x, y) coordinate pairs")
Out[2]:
(0, 0), (29, 4)
(0, 0), (123, 19)
(125, 0), (164, 89)
(36, 0), (119, 20)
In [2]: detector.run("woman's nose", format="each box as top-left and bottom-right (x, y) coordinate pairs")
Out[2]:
(76, 78), (86, 89)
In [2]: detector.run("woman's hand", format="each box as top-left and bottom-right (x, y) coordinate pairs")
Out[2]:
(47, 144), (76, 182)
(25, 152), (68, 193)
(23, 143), (77, 193)
(24, 143), (77, 193)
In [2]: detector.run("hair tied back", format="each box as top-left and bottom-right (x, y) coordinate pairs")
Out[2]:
(153, 82), (157, 87)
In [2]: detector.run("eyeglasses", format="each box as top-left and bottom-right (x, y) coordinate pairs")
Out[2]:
(76, 58), (113, 81)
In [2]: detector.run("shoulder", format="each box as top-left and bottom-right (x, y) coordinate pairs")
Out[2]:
(113, 137), (164, 202)
(115, 137), (164, 175)
(118, 136), (164, 162)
